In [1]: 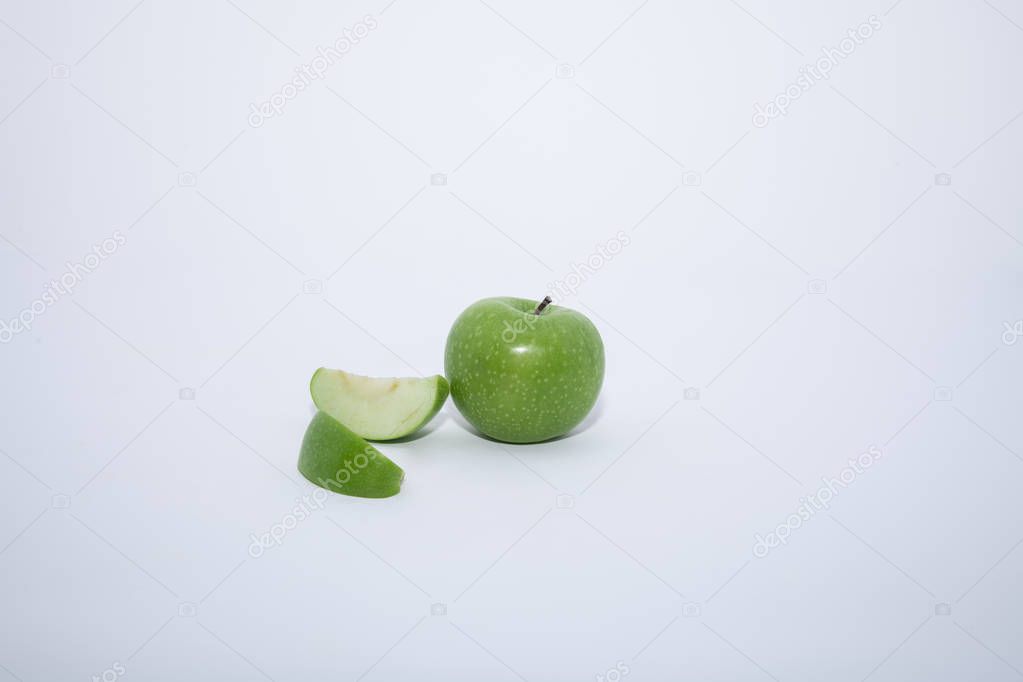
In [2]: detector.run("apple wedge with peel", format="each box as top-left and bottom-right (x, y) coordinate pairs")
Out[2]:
(298, 411), (404, 498)
(310, 368), (449, 441)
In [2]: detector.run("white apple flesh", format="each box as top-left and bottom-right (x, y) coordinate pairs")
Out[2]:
(310, 368), (449, 441)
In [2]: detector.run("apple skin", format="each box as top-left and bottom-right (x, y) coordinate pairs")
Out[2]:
(298, 411), (404, 498)
(444, 297), (604, 443)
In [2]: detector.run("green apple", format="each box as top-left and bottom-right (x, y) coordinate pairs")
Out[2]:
(297, 411), (404, 498)
(310, 368), (449, 440)
(444, 296), (604, 443)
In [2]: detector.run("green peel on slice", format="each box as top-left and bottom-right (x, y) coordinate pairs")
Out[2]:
(298, 411), (404, 498)
(310, 368), (449, 441)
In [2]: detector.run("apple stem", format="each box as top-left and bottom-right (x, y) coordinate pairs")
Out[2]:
(533, 296), (552, 315)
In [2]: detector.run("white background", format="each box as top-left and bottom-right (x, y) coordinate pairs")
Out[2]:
(2, 1), (1023, 680)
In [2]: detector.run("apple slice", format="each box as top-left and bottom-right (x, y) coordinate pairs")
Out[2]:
(310, 368), (449, 441)
(298, 411), (404, 498)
